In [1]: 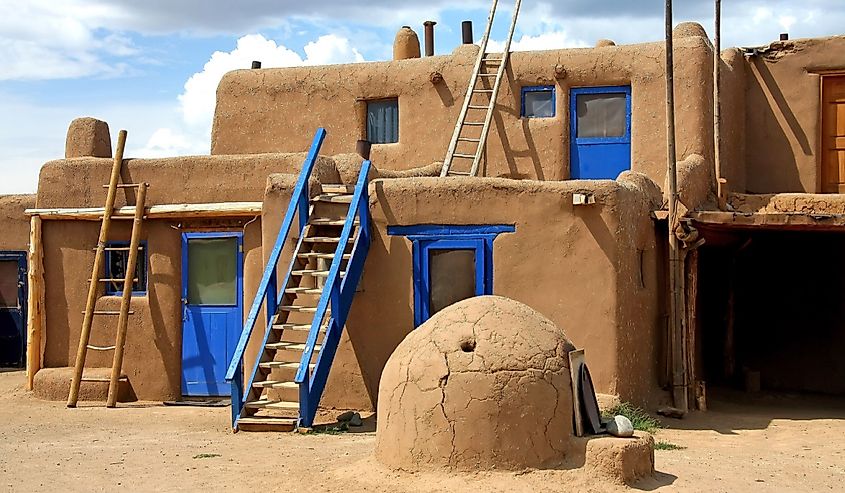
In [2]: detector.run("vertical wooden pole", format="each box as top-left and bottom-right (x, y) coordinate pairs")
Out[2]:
(26, 216), (44, 390)
(685, 249), (699, 408)
(68, 130), (127, 408)
(107, 182), (146, 408)
(714, 0), (727, 209)
(665, 0), (689, 413)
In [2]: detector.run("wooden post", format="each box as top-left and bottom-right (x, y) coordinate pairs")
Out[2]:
(665, 0), (689, 413)
(68, 130), (127, 408)
(107, 182), (147, 408)
(685, 249), (699, 409)
(714, 0), (727, 209)
(25, 216), (44, 390)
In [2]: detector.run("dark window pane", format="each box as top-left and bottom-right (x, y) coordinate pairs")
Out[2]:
(187, 238), (237, 305)
(576, 93), (627, 138)
(0, 261), (19, 308)
(524, 89), (555, 118)
(429, 249), (476, 315)
(367, 99), (399, 144)
(106, 245), (147, 294)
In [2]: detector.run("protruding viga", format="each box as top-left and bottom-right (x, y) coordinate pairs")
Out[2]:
(375, 296), (577, 471)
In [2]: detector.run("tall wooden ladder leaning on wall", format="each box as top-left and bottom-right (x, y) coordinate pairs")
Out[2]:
(67, 130), (149, 408)
(440, 0), (523, 177)
(226, 129), (372, 432)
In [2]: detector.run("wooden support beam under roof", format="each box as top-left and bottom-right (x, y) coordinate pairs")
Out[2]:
(25, 202), (263, 221)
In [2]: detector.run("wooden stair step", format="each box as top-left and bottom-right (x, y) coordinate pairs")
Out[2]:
(236, 416), (297, 432)
(291, 269), (346, 278)
(279, 305), (321, 313)
(320, 184), (356, 194)
(302, 236), (354, 244)
(312, 194), (352, 204)
(244, 399), (300, 410)
(259, 361), (315, 370)
(266, 342), (321, 351)
(252, 380), (298, 389)
(272, 323), (324, 331)
(284, 287), (323, 295)
(309, 218), (358, 226)
(296, 252), (351, 261)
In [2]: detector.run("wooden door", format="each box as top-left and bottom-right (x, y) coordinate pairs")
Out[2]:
(822, 76), (845, 193)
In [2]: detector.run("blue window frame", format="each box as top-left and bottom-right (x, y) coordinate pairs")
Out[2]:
(570, 85), (632, 180)
(367, 98), (399, 144)
(388, 225), (515, 327)
(522, 85), (556, 118)
(104, 241), (147, 296)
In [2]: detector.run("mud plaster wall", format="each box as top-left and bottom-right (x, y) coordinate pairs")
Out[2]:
(0, 195), (36, 251)
(743, 36), (845, 193)
(719, 49), (747, 193)
(212, 35), (715, 189)
(40, 218), (261, 400)
(340, 177), (663, 407)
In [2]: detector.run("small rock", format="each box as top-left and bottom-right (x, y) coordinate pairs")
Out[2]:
(337, 411), (356, 422)
(606, 415), (634, 438)
(657, 406), (686, 419)
(349, 412), (363, 427)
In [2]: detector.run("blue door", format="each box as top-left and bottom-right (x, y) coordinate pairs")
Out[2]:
(181, 233), (243, 396)
(570, 86), (632, 180)
(0, 252), (27, 368)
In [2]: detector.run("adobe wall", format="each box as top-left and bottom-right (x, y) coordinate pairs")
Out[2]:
(743, 36), (845, 193)
(719, 48), (747, 194)
(0, 194), (36, 251)
(261, 167), (661, 409)
(212, 32), (715, 189)
(40, 218), (262, 400)
(35, 153), (325, 208)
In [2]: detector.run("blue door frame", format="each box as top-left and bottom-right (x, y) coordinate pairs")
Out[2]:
(570, 85), (632, 180)
(0, 252), (27, 368)
(181, 232), (243, 397)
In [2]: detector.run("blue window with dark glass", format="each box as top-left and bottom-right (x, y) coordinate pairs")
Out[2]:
(570, 85), (632, 180)
(388, 225), (515, 327)
(105, 242), (147, 296)
(367, 98), (399, 144)
(522, 86), (556, 118)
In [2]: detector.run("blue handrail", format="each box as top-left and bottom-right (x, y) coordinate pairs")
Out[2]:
(296, 159), (372, 428)
(225, 128), (326, 429)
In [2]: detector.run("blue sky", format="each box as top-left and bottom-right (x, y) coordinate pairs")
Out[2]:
(1, 0), (843, 194)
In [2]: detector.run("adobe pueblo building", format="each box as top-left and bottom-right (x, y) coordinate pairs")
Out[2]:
(1, 3), (844, 435)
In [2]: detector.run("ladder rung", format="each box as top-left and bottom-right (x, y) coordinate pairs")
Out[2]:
(86, 345), (116, 351)
(98, 247), (143, 252)
(462, 122), (485, 127)
(84, 311), (136, 315)
(473, 89), (494, 94)
(478, 73), (497, 77)
(102, 184), (145, 189)
(457, 137), (481, 143)
(453, 154), (476, 159)
(90, 278), (139, 283)
(468, 105), (489, 110)
(449, 171), (472, 176)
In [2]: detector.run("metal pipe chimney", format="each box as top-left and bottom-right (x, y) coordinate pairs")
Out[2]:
(462, 21), (474, 44)
(423, 21), (437, 56)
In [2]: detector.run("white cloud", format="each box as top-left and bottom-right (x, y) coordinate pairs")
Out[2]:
(135, 33), (365, 159)
(488, 31), (589, 52)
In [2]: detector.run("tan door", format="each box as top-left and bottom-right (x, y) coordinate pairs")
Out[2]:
(822, 76), (845, 193)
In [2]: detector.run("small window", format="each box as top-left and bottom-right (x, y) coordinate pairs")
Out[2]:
(105, 242), (147, 295)
(522, 86), (556, 118)
(576, 92), (628, 138)
(367, 98), (399, 144)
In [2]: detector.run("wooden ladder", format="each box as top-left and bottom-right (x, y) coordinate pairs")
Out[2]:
(440, 0), (523, 178)
(237, 184), (360, 432)
(67, 130), (149, 408)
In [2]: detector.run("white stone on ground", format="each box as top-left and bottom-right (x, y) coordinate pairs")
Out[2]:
(606, 415), (635, 438)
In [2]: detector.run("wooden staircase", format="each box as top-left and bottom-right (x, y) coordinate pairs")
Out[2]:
(226, 129), (372, 432)
(441, 0), (523, 177)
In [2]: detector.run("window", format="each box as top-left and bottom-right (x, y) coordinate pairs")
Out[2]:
(522, 86), (556, 118)
(576, 92), (628, 138)
(388, 225), (515, 327)
(367, 98), (399, 144)
(105, 242), (147, 295)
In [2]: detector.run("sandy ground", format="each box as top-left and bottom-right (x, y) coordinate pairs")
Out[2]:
(1, 369), (843, 492)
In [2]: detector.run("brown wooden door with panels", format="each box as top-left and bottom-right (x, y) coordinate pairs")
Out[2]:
(822, 75), (845, 193)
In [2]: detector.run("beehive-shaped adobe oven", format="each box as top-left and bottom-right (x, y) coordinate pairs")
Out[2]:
(375, 296), (577, 471)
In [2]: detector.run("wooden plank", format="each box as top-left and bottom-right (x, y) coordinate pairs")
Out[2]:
(685, 249), (700, 409)
(26, 201), (262, 221)
(568, 349), (586, 437)
(25, 216), (44, 391)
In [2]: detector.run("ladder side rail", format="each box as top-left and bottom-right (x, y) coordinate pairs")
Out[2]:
(441, 0), (501, 177)
(297, 160), (371, 427)
(225, 128), (326, 383)
(106, 182), (147, 407)
(471, 0), (522, 177)
(67, 129), (128, 408)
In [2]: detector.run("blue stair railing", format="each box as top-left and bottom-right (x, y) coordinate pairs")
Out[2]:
(225, 128), (326, 430)
(296, 158), (371, 428)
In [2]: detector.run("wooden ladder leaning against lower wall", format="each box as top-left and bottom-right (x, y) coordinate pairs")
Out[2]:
(67, 130), (149, 408)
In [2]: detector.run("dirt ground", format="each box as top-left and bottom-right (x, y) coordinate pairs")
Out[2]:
(1, 370), (843, 492)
